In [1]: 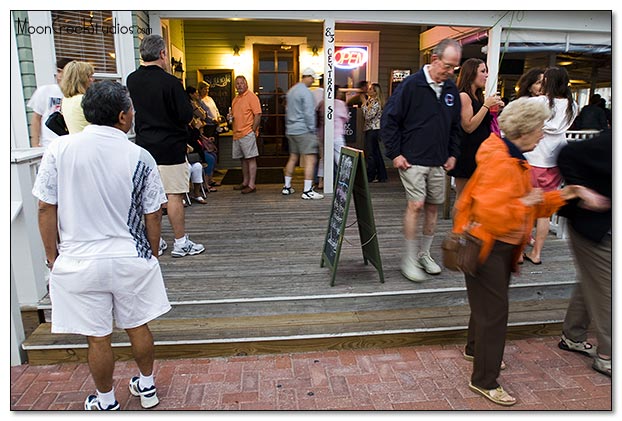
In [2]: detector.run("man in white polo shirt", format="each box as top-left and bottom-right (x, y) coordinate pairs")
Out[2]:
(27, 57), (73, 148)
(33, 81), (171, 410)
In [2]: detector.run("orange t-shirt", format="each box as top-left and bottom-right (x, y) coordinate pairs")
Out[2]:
(231, 90), (262, 140)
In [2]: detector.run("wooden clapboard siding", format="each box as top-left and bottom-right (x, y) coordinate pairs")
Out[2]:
(339, 22), (422, 94)
(132, 11), (150, 67)
(180, 19), (422, 96)
(183, 19), (324, 89)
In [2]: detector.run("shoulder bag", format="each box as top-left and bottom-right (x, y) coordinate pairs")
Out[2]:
(441, 231), (482, 276)
(45, 111), (69, 136)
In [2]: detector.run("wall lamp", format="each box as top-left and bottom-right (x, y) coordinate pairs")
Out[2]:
(312, 46), (319, 57)
(233, 45), (240, 57)
(171, 57), (184, 78)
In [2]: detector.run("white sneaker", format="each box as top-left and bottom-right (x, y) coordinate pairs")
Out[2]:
(301, 189), (324, 200)
(129, 376), (159, 409)
(282, 186), (295, 195)
(84, 395), (120, 410)
(158, 238), (167, 256)
(401, 256), (427, 282)
(171, 235), (205, 258)
(418, 252), (442, 275)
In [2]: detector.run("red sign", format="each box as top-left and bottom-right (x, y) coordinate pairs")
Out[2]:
(334, 47), (368, 69)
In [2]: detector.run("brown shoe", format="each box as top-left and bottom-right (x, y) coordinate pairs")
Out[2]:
(241, 186), (256, 194)
(233, 184), (247, 190)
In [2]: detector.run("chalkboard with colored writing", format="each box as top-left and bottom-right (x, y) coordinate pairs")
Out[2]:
(198, 69), (233, 118)
(321, 147), (384, 286)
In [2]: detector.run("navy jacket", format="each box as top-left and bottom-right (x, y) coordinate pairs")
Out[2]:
(381, 67), (461, 166)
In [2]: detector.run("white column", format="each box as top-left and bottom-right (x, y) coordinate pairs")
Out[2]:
(323, 19), (335, 194)
(485, 24), (502, 96)
(26, 11), (57, 87)
(112, 11), (138, 84)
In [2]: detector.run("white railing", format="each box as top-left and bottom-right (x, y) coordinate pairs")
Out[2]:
(549, 130), (602, 239)
(11, 148), (47, 365)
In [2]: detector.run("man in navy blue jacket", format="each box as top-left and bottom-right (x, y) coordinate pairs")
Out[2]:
(381, 38), (462, 282)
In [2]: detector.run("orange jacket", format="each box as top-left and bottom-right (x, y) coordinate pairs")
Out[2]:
(453, 134), (566, 270)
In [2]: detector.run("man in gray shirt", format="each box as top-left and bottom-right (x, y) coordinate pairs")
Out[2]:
(282, 67), (324, 200)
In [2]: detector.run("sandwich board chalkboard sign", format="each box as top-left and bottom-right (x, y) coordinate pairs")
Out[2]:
(321, 147), (384, 286)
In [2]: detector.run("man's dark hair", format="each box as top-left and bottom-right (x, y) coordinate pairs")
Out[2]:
(82, 81), (132, 126)
(56, 57), (74, 70)
(186, 86), (197, 95)
(589, 94), (602, 105)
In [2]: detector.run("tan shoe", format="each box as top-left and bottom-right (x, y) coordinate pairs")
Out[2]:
(469, 383), (516, 406)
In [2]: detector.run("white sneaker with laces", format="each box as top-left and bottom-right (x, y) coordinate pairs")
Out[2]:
(158, 238), (167, 256)
(84, 395), (120, 410)
(301, 189), (324, 200)
(129, 376), (159, 409)
(418, 252), (442, 275)
(400, 256), (427, 282)
(282, 186), (295, 195)
(171, 235), (205, 258)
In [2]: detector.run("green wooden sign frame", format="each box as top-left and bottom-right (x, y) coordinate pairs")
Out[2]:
(321, 147), (384, 286)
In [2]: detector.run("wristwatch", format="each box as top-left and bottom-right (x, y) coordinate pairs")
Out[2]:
(45, 259), (54, 269)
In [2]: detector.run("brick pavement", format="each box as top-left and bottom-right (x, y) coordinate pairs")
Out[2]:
(10, 335), (611, 411)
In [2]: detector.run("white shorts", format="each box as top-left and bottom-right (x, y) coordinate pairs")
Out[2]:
(49, 255), (171, 337)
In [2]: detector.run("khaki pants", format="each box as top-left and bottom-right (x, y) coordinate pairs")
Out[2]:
(562, 226), (612, 356)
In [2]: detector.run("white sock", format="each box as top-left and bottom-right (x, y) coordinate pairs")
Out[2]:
(284, 176), (292, 188)
(304, 180), (313, 191)
(96, 387), (117, 407)
(420, 235), (434, 256)
(405, 239), (419, 259)
(139, 372), (155, 390)
(174, 235), (187, 246)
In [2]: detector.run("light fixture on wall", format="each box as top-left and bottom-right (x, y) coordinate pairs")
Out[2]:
(171, 57), (184, 79)
(312, 46), (319, 57)
(233, 45), (240, 57)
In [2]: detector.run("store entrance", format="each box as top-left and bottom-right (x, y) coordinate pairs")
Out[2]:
(253, 44), (298, 167)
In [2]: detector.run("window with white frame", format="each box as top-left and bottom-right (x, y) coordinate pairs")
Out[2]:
(51, 11), (118, 79)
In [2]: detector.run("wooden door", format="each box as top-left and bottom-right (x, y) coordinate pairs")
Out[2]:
(253, 44), (298, 167)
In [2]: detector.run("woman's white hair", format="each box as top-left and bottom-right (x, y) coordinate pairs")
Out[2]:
(498, 97), (551, 139)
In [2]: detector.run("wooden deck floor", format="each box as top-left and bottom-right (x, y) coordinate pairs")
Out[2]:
(156, 168), (576, 307)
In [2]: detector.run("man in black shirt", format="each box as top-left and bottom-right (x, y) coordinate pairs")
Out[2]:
(127, 35), (204, 258)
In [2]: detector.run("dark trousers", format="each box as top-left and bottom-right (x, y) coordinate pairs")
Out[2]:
(464, 241), (516, 389)
(364, 129), (388, 182)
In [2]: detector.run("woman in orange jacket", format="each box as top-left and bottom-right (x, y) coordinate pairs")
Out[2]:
(452, 97), (608, 406)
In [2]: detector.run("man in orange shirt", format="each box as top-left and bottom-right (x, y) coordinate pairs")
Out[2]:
(228, 75), (262, 194)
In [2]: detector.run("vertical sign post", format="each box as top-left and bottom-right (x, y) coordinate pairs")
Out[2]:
(323, 19), (335, 194)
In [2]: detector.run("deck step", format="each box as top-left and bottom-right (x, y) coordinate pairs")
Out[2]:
(22, 299), (568, 365)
